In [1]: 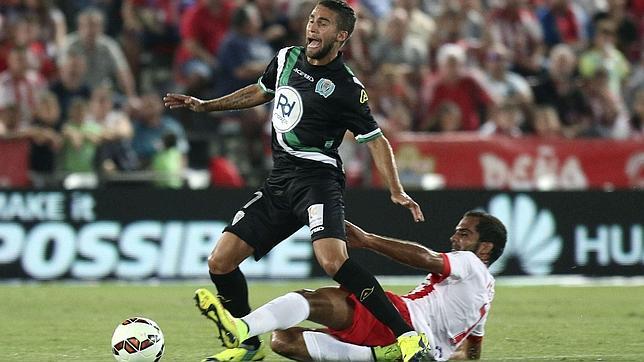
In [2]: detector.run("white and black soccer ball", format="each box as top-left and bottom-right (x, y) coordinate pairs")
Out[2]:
(111, 317), (165, 362)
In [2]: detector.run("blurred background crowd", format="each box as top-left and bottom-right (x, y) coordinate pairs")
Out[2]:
(0, 0), (643, 189)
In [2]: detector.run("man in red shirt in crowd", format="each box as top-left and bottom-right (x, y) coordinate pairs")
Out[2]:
(174, 0), (236, 86)
(419, 44), (495, 132)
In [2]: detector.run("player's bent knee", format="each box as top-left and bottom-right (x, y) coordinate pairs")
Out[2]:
(269, 331), (289, 354)
(317, 258), (345, 277)
(270, 330), (302, 357)
(207, 253), (237, 275)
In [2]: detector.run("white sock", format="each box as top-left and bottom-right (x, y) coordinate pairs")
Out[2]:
(241, 292), (310, 338)
(303, 331), (374, 362)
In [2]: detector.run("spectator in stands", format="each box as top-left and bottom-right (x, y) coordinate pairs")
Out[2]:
(579, 17), (629, 99)
(424, 101), (462, 133)
(369, 64), (416, 135)
(60, 98), (102, 173)
(59, 8), (136, 97)
(151, 133), (184, 188)
(600, 0), (641, 62)
(393, 0), (435, 46)
(360, 0), (393, 19)
(0, 105), (19, 137)
(86, 85), (138, 171)
(0, 46), (47, 131)
(29, 90), (62, 184)
(0, 4), (23, 72)
(0, 12), (59, 79)
(482, 44), (534, 129)
(0, 11), (7, 70)
(532, 44), (593, 138)
(215, 4), (273, 97)
(531, 105), (562, 138)
(121, 0), (181, 86)
(131, 92), (188, 168)
(487, 0), (544, 76)
(0, 15), (41, 73)
(537, 0), (589, 51)
(255, 0), (289, 51)
(283, 1), (315, 47)
(626, 50), (644, 106)
(418, 44), (495, 131)
(21, 0), (67, 54)
(174, 0), (236, 91)
(340, 2), (376, 74)
(50, 49), (91, 127)
(214, 4), (273, 182)
(629, 88), (644, 138)
(56, 0), (123, 37)
(582, 68), (630, 139)
(370, 8), (428, 70)
(483, 44), (534, 107)
(433, 0), (485, 49)
(480, 102), (523, 137)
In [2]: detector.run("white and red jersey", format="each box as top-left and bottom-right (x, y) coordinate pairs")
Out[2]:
(401, 251), (495, 361)
(0, 70), (46, 130)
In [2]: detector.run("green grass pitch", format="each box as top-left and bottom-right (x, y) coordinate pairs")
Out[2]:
(1, 281), (642, 361)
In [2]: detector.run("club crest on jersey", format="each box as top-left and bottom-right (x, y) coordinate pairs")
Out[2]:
(315, 78), (335, 98)
(272, 86), (303, 133)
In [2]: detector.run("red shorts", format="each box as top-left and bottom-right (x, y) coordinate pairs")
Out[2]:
(326, 291), (412, 347)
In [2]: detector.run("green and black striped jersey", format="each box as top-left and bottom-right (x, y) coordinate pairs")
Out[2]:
(258, 46), (383, 173)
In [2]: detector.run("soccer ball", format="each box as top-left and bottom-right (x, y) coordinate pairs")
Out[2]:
(111, 317), (165, 362)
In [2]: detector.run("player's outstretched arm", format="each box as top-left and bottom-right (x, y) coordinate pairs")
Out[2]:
(345, 221), (444, 274)
(163, 84), (274, 113)
(366, 136), (424, 222)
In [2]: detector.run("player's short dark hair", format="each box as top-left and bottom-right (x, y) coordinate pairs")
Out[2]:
(317, 0), (356, 36)
(464, 210), (507, 265)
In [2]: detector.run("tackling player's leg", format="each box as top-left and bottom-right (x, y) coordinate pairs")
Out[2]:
(313, 238), (430, 361)
(271, 328), (404, 362)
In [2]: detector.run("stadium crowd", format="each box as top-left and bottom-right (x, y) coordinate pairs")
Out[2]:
(0, 0), (643, 188)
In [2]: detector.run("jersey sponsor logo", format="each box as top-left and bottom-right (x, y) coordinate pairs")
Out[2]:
(272, 86), (303, 133)
(315, 78), (335, 98)
(308, 204), (324, 236)
(360, 89), (369, 103)
(307, 204), (324, 229)
(293, 67), (314, 82)
(486, 194), (563, 276)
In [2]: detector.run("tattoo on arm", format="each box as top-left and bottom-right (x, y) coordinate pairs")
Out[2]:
(204, 85), (273, 112)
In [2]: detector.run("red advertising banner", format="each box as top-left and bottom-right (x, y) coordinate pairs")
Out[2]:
(388, 133), (644, 190)
(0, 139), (30, 187)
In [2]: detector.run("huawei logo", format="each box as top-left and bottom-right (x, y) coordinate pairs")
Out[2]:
(485, 194), (563, 275)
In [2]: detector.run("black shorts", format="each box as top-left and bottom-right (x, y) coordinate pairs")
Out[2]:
(224, 171), (346, 260)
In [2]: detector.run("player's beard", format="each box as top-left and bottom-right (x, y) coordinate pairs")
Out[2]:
(306, 40), (335, 60)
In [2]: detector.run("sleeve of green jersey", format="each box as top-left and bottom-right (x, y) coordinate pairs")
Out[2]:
(258, 54), (279, 93)
(344, 79), (383, 143)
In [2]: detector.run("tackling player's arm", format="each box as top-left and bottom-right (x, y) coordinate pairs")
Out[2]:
(450, 335), (483, 360)
(345, 221), (444, 274)
(163, 84), (274, 113)
(367, 135), (424, 222)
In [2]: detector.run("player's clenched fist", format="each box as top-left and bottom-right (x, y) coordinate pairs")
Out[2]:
(163, 93), (207, 112)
